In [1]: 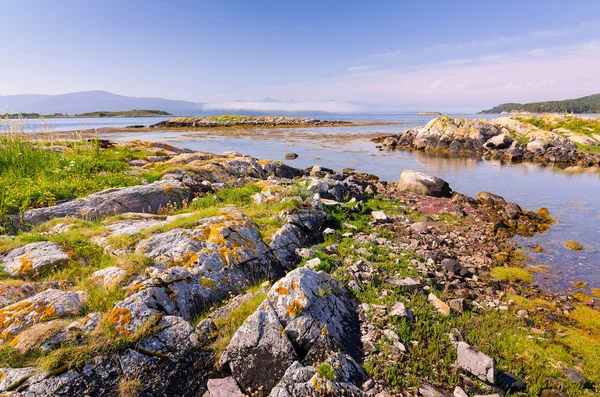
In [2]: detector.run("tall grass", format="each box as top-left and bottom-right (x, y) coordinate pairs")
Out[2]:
(0, 117), (158, 233)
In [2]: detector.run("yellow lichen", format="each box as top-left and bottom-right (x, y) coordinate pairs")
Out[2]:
(287, 300), (303, 317)
(200, 277), (217, 289)
(274, 284), (289, 295)
(19, 255), (33, 274)
(566, 240), (584, 251)
(109, 307), (132, 336)
(572, 281), (588, 289)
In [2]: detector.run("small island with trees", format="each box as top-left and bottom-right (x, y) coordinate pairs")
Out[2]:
(480, 93), (600, 114)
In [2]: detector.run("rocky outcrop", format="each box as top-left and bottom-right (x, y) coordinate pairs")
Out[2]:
(109, 212), (282, 336)
(270, 354), (365, 397)
(395, 170), (452, 198)
(269, 206), (331, 269)
(375, 116), (600, 166)
(1, 242), (68, 277)
(219, 267), (363, 393)
(0, 289), (86, 340)
(151, 116), (351, 129)
(20, 180), (193, 227)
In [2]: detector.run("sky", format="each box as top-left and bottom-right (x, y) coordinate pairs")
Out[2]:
(1, 0), (600, 112)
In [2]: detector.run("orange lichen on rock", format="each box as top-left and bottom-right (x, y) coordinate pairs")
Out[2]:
(287, 300), (303, 317)
(109, 307), (132, 336)
(19, 255), (34, 274)
(274, 284), (289, 295)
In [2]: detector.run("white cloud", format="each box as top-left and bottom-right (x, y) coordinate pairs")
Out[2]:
(427, 80), (441, 92)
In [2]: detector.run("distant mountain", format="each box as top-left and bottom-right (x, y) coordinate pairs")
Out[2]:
(480, 93), (600, 114)
(0, 91), (203, 115)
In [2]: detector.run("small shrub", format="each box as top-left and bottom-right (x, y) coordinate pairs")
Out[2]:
(316, 362), (336, 382)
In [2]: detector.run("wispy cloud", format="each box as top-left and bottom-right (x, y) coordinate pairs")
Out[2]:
(523, 49), (546, 57)
(427, 80), (441, 92)
(250, 41), (600, 111)
(364, 22), (598, 60)
(348, 65), (372, 72)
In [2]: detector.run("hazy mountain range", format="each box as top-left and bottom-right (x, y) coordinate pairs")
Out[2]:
(0, 91), (203, 115)
(0, 90), (392, 116)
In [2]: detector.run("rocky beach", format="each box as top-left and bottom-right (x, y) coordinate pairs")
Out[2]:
(0, 137), (597, 397)
(374, 115), (600, 167)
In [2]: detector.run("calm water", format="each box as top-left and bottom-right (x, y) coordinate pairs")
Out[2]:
(25, 114), (600, 292)
(3, 116), (170, 132)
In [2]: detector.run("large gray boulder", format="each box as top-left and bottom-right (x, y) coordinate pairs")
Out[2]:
(219, 301), (298, 391)
(220, 267), (362, 393)
(457, 341), (496, 384)
(484, 134), (512, 150)
(21, 180), (193, 227)
(396, 170), (452, 198)
(1, 242), (68, 277)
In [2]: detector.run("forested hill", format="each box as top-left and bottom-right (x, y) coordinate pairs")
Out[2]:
(480, 93), (600, 114)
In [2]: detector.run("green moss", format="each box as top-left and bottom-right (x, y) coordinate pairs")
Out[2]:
(516, 115), (600, 137)
(515, 135), (531, 145)
(490, 266), (533, 283)
(316, 362), (336, 382)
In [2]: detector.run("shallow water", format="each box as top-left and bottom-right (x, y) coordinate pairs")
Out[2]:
(39, 114), (600, 292)
(2, 116), (170, 132)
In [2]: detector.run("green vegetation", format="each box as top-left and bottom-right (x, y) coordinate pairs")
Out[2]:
(490, 266), (533, 283)
(515, 115), (600, 137)
(208, 115), (258, 123)
(0, 128), (163, 232)
(2, 109), (171, 118)
(481, 93), (600, 114)
(317, 198), (599, 395)
(208, 288), (268, 356)
(316, 362), (336, 381)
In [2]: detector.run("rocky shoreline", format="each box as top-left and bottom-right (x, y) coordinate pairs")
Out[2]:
(150, 116), (353, 129)
(0, 141), (597, 396)
(374, 116), (600, 167)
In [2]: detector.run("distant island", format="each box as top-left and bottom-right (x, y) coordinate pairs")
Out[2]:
(3, 109), (172, 118)
(480, 93), (600, 114)
(417, 111), (442, 116)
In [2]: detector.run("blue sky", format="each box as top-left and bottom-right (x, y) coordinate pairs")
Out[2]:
(1, 0), (600, 111)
